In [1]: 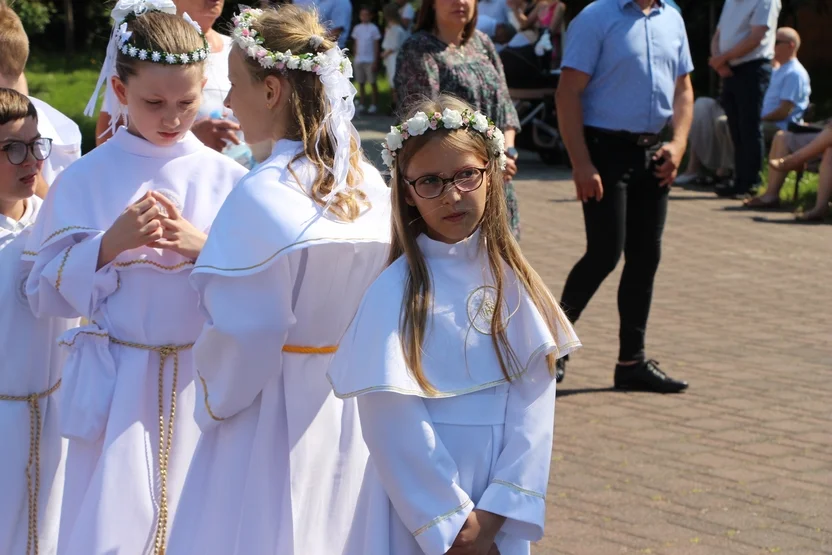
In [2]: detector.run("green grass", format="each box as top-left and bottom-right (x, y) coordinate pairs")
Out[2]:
(26, 52), (104, 153)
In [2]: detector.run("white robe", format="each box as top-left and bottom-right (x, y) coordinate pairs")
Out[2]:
(29, 97), (82, 185)
(166, 139), (391, 555)
(1, 196), (77, 555)
(328, 231), (581, 555)
(24, 127), (246, 555)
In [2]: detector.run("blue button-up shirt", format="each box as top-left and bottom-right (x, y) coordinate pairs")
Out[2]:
(561, 0), (694, 134)
(761, 58), (811, 130)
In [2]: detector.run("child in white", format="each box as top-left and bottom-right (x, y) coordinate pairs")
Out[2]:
(381, 3), (407, 112)
(24, 4), (246, 555)
(166, 6), (391, 555)
(352, 6), (382, 114)
(329, 96), (581, 555)
(0, 88), (78, 555)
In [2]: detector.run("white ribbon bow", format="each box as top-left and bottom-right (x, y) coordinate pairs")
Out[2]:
(111, 0), (176, 22)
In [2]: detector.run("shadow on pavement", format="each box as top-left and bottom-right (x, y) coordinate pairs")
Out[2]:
(556, 386), (617, 398)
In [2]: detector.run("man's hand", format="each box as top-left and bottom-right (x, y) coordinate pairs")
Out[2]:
(572, 163), (603, 202)
(191, 118), (241, 152)
(653, 140), (685, 187)
(716, 64), (733, 78)
(708, 54), (727, 71)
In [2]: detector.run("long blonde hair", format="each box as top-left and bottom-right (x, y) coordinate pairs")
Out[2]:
(389, 95), (569, 394)
(240, 5), (367, 221)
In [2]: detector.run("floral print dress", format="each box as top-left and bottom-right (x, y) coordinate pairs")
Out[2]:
(394, 30), (522, 239)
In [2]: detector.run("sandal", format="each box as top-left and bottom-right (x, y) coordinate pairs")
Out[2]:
(743, 195), (780, 209)
(795, 209), (828, 223)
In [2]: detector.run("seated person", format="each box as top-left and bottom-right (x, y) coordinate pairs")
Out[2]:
(677, 27), (810, 186)
(747, 123), (832, 221)
(676, 94), (734, 185)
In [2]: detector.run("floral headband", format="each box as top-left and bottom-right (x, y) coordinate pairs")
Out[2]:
(116, 12), (209, 65)
(231, 7), (352, 76)
(85, 0), (210, 133)
(382, 108), (507, 171)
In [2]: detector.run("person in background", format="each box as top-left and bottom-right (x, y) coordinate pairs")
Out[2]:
(396, 0), (416, 30)
(352, 6), (382, 115)
(330, 0), (354, 49)
(395, 0), (522, 239)
(479, 0), (511, 26)
(680, 27), (810, 189)
(93, 0), (267, 168)
(382, 3), (408, 114)
(710, 0), (781, 198)
(746, 123), (832, 220)
(0, 0), (81, 193)
(555, 0), (694, 393)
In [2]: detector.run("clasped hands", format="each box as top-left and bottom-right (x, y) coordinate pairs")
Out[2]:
(708, 54), (733, 78)
(98, 191), (206, 269)
(446, 509), (506, 555)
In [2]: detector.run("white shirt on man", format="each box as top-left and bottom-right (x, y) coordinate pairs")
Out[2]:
(718, 0), (782, 66)
(352, 22), (382, 64)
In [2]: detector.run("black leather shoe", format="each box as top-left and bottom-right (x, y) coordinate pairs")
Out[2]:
(614, 359), (688, 393)
(715, 181), (749, 198)
(556, 355), (567, 383)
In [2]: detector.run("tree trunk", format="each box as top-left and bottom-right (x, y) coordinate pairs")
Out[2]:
(63, 0), (75, 55)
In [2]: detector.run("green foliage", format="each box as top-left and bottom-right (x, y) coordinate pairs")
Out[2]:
(11, 0), (55, 35)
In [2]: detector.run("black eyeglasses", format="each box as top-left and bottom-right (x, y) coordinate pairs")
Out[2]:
(1, 138), (52, 165)
(404, 167), (487, 199)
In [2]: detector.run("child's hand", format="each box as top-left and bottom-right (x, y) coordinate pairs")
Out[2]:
(446, 510), (506, 555)
(372, 61), (379, 73)
(98, 193), (163, 269)
(147, 191), (207, 261)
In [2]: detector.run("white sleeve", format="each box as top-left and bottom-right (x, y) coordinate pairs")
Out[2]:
(373, 25), (382, 41)
(26, 232), (119, 319)
(475, 356), (557, 542)
(357, 392), (473, 555)
(191, 257), (296, 431)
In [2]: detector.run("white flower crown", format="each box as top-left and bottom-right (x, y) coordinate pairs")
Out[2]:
(231, 7), (352, 75)
(115, 10), (209, 65)
(382, 108), (507, 170)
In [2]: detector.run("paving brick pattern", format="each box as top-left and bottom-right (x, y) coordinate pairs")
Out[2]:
(357, 118), (832, 555)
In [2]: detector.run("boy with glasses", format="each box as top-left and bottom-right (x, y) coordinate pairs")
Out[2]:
(0, 1), (81, 192)
(0, 87), (77, 555)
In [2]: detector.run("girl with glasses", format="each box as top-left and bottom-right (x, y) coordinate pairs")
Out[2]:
(329, 95), (580, 555)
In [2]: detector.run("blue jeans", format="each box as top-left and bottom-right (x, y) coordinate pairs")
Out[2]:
(721, 59), (773, 193)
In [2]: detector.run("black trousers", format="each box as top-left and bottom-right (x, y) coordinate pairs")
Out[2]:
(721, 59), (773, 193)
(560, 129), (670, 362)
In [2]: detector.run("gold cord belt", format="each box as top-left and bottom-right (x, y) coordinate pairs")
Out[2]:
(109, 337), (193, 555)
(0, 379), (61, 555)
(281, 345), (338, 354)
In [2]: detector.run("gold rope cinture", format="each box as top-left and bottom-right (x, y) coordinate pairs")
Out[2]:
(0, 379), (61, 555)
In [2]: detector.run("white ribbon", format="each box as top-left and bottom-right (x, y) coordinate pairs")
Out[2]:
(316, 47), (360, 209)
(84, 0), (178, 132)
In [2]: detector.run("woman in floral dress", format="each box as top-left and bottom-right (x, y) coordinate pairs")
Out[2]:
(394, 0), (523, 239)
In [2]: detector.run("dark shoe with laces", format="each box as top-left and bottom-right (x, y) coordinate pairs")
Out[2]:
(614, 359), (687, 393)
(556, 355), (567, 383)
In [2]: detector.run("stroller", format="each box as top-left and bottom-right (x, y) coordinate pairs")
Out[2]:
(500, 37), (568, 166)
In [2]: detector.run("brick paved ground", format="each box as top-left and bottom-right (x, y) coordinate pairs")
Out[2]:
(357, 118), (832, 555)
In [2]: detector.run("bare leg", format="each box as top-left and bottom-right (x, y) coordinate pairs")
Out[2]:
(763, 131), (790, 199)
(798, 147), (832, 220)
(771, 125), (832, 171)
(371, 82), (379, 107)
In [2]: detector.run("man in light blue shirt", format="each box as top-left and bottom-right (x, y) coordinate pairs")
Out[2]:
(760, 27), (811, 132)
(710, 0), (781, 197)
(555, 0), (694, 393)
